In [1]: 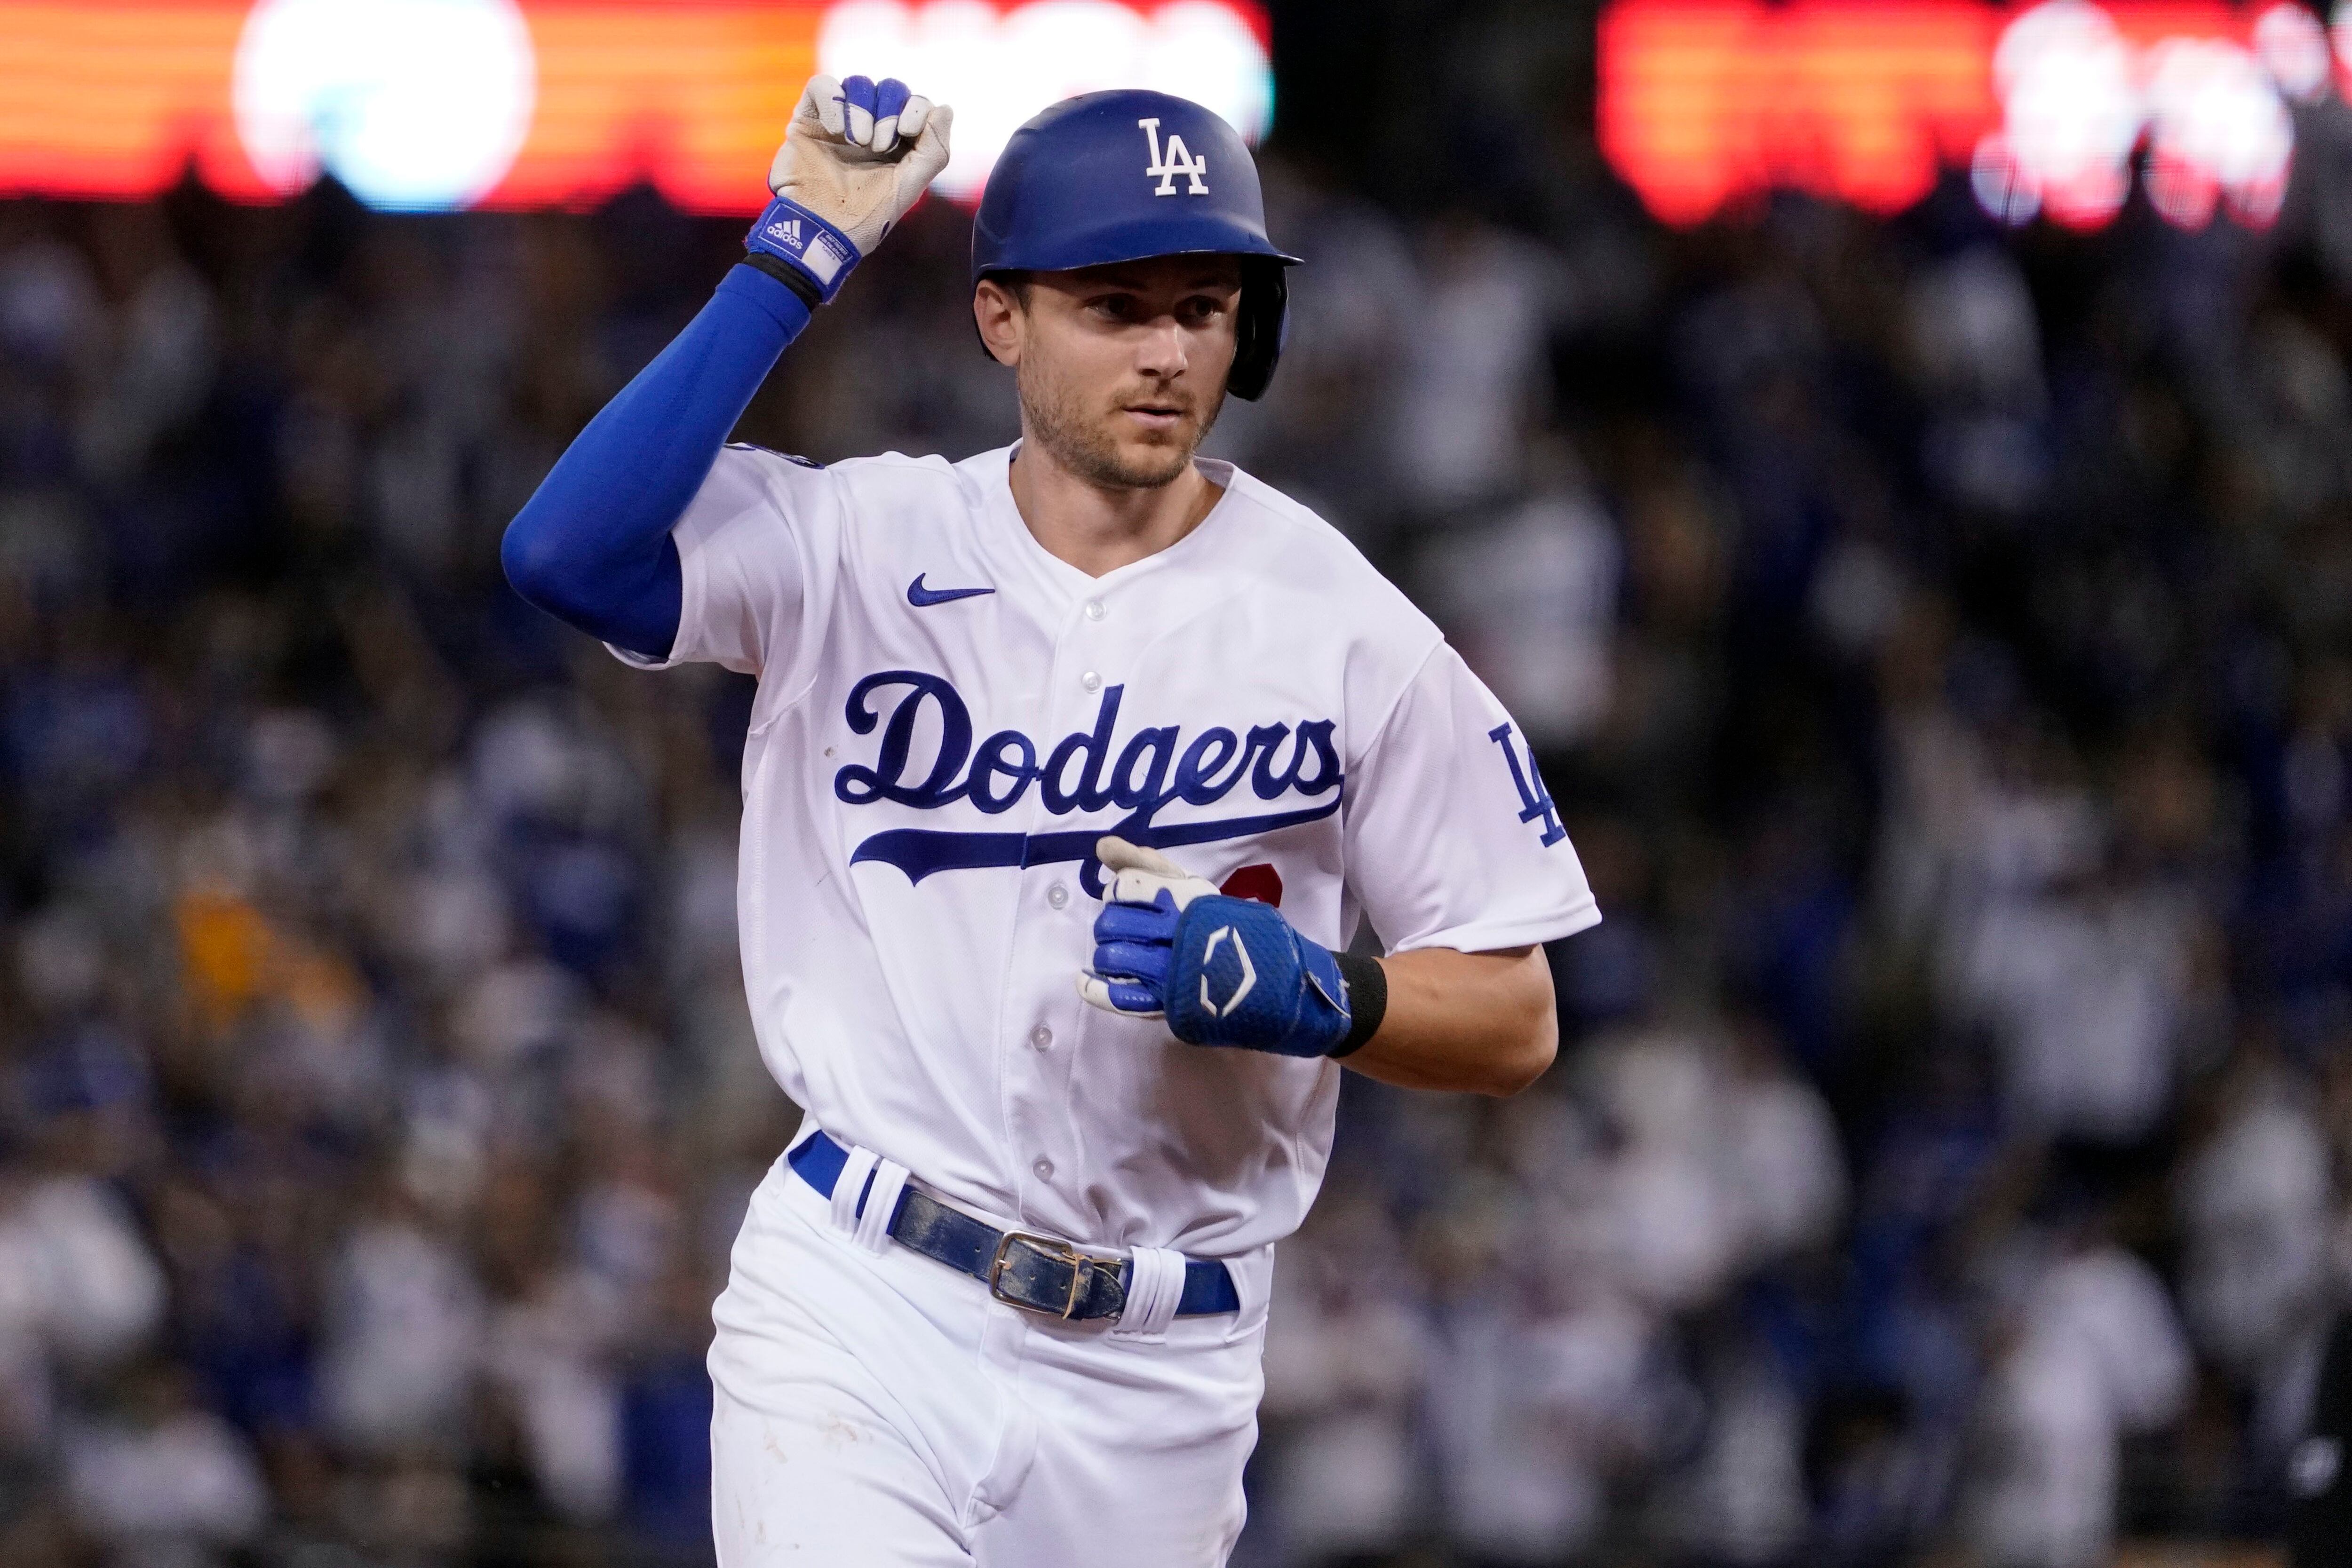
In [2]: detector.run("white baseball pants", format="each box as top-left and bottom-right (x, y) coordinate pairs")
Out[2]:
(707, 1137), (1269, 1566)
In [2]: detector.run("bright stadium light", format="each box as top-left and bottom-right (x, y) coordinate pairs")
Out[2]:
(817, 0), (1272, 200)
(1148, 3), (1275, 144)
(2254, 1), (2332, 102)
(2141, 37), (2292, 228)
(1973, 2), (2292, 232)
(233, 0), (537, 210)
(1986, 0), (2141, 229)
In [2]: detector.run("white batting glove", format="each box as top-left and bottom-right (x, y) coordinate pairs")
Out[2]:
(745, 74), (953, 302)
(1077, 837), (1218, 1018)
(1098, 836), (1219, 909)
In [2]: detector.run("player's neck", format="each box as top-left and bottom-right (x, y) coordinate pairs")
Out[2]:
(1006, 440), (1222, 578)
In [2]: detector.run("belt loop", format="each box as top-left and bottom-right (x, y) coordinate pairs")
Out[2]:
(1112, 1246), (1186, 1340)
(829, 1146), (881, 1237)
(853, 1160), (911, 1254)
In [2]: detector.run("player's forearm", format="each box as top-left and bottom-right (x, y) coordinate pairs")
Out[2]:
(1341, 945), (1557, 1096)
(501, 263), (812, 658)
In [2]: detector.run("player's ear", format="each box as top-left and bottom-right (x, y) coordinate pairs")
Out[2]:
(974, 277), (1024, 368)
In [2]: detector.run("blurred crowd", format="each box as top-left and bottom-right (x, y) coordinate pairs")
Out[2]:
(11, 46), (2352, 1568)
(0, 188), (784, 1565)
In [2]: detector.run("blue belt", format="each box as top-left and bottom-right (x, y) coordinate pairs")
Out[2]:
(787, 1131), (1240, 1322)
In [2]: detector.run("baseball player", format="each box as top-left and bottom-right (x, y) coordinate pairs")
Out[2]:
(502, 74), (1599, 1566)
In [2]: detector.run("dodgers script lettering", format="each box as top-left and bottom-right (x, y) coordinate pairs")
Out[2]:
(834, 671), (1343, 890)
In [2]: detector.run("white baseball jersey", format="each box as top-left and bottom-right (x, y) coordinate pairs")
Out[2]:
(622, 442), (1598, 1260)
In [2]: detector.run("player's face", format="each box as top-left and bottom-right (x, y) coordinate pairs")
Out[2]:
(981, 257), (1245, 491)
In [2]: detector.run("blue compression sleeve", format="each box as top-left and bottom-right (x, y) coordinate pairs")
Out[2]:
(501, 263), (814, 659)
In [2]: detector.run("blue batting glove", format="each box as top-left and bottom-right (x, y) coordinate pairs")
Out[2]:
(1078, 838), (1354, 1058)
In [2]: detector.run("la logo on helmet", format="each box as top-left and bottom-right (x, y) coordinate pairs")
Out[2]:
(1138, 118), (1209, 196)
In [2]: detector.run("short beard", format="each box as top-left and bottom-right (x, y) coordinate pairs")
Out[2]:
(1017, 359), (1224, 491)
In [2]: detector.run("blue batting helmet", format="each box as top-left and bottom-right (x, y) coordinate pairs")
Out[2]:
(971, 90), (1300, 401)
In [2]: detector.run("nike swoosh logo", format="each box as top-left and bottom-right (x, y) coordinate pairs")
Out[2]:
(907, 574), (995, 608)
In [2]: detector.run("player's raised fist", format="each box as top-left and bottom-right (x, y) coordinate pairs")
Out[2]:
(784, 72), (932, 162)
(745, 74), (953, 304)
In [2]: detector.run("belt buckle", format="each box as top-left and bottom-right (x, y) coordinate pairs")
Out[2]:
(988, 1230), (1110, 1319)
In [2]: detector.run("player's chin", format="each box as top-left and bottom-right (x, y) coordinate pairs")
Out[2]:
(1089, 411), (1192, 469)
(1105, 433), (1198, 488)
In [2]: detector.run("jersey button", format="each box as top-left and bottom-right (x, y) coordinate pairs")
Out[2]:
(1083, 599), (1104, 621)
(1080, 670), (1103, 692)
(1046, 883), (1069, 909)
(1029, 1024), (1053, 1050)
(1033, 1158), (1055, 1181)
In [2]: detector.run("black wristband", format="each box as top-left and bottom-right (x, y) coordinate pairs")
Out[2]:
(1330, 951), (1387, 1058)
(740, 251), (826, 313)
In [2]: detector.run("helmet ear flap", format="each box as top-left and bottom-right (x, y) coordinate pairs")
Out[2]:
(1226, 260), (1288, 402)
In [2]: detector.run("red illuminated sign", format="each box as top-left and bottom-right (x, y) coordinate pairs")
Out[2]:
(0, 0), (1271, 213)
(1598, 0), (2330, 230)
